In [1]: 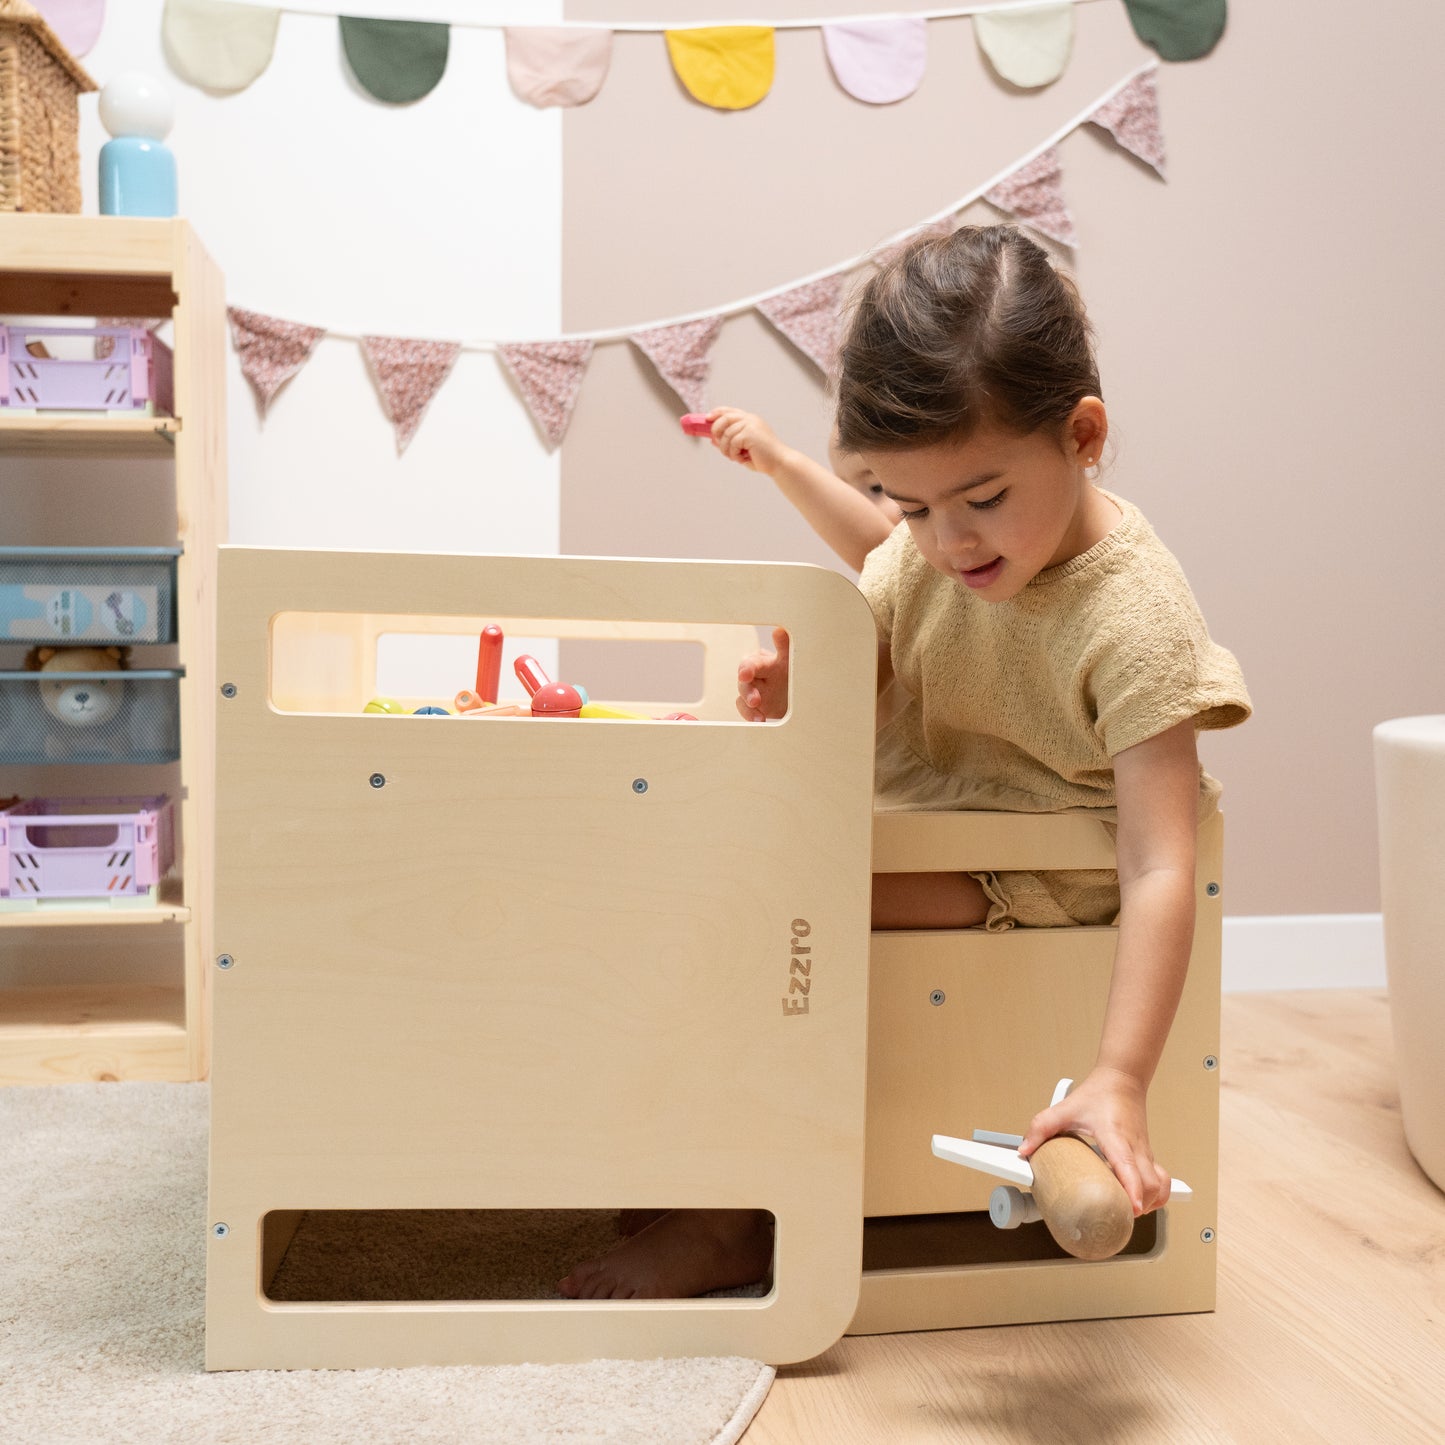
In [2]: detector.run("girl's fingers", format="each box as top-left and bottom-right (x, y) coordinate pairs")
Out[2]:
(1100, 1140), (1145, 1215)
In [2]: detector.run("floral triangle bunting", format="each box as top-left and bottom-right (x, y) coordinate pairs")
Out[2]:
(984, 148), (1077, 248)
(1088, 69), (1166, 178)
(225, 63), (1167, 447)
(630, 317), (723, 412)
(756, 276), (844, 376)
(498, 340), (594, 447)
(227, 306), (324, 415)
(360, 335), (460, 453)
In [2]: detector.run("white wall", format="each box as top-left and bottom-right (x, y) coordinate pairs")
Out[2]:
(75, 0), (562, 553)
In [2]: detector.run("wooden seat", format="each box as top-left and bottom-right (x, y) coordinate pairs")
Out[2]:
(853, 808), (1222, 1334)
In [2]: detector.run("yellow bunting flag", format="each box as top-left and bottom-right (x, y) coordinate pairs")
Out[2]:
(664, 26), (774, 111)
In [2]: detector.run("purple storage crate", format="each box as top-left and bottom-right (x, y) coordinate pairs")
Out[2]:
(0, 795), (175, 902)
(0, 325), (174, 415)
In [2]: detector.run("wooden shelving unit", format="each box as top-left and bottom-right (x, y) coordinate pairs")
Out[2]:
(0, 216), (226, 1084)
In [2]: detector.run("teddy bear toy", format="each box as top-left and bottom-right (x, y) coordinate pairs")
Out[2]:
(24, 646), (130, 730)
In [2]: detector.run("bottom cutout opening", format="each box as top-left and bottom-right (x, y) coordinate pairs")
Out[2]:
(261, 1208), (777, 1303)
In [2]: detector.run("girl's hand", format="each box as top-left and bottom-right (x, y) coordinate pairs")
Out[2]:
(736, 627), (790, 721)
(706, 408), (790, 477)
(1016, 1067), (1172, 1217)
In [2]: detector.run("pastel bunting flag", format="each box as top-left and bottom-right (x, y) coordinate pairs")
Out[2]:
(630, 317), (723, 412)
(340, 17), (450, 104)
(1123, 0), (1226, 62)
(1089, 70), (1166, 178)
(162, 0), (279, 94)
(504, 27), (612, 108)
(756, 276), (843, 376)
(360, 336), (461, 453)
(227, 306), (323, 415)
(974, 4), (1073, 90)
(821, 18), (926, 105)
(498, 340), (594, 447)
(665, 26), (774, 111)
(984, 148), (1077, 248)
(34, 0), (104, 57)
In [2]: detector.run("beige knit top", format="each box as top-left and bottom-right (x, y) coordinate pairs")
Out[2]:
(858, 490), (1251, 819)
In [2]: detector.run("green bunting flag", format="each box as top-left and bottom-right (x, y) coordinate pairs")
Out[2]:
(1123, 0), (1226, 63)
(339, 16), (450, 103)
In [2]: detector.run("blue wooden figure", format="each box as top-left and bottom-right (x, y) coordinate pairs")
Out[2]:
(98, 73), (178, 218)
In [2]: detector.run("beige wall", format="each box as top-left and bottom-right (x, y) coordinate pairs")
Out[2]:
(562, 1), (1445, 917)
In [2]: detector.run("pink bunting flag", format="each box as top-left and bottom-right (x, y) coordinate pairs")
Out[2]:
(504, 27), (612, 108)
(984, 148), (1078, 249)
(822, 18), (926, 105)
(497, 340), (594, 447)
(1088, 69), (1166, 179)
(360, 335), (461, 454)
(629, 317), (723, 413)
(756, 275), (843, 376)
(227, 306), (324, 415)
(34, 0), (105, 57)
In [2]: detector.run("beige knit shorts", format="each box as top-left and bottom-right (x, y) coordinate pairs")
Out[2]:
(968, 868), (1120, 932)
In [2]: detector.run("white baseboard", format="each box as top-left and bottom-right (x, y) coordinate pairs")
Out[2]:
(1222, 913), (1385, 993)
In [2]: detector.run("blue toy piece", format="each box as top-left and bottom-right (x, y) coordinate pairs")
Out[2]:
(413, 706), (450, 715)
(99, 137), (178, 218)
(98, 73), (178, 218)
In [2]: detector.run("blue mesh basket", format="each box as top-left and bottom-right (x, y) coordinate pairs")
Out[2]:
(0, 547), (181, 644)
(0, 669), (183, 764)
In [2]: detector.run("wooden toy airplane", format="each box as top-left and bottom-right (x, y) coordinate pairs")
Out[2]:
(932, 1079), (1193, 1261)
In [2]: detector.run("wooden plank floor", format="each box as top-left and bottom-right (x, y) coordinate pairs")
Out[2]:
(747, 991), (1445, 1444)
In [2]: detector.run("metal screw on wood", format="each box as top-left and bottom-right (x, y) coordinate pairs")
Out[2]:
(220, 683), (237, 699)
(216, 954), (234, 971)
(370, 773), (386, 789)
(930, 990), (946, 1006)
(1203, 1055), (1218, 1071)
(1206, 882), (1221, 897)
(632, 778), (648, 794)
(212, 1223), (230, 1239)
(1200, 1227), (1216, 1244)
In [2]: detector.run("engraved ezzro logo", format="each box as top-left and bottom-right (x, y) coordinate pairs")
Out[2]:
(782, 917), (812, 1017)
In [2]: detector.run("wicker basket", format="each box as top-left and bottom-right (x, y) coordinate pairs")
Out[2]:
(0, 0), (95, 214)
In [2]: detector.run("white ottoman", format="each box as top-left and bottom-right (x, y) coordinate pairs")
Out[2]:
(1374, 716), (1445, 1193)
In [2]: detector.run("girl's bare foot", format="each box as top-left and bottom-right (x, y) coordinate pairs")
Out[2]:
(617, 1207), (668, 1237)
(559, 1209), (772, 1300)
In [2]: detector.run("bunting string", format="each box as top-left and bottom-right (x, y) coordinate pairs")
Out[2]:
(160, 0), (1223, 102)
(228, 61), (1165, 449)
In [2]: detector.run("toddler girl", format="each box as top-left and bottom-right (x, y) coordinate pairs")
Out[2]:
(561, 224), (1250, 1302)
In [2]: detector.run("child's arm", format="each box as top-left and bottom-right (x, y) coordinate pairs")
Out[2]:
(703, 408), (895, 573)
(1017, 718), (1200, 1217)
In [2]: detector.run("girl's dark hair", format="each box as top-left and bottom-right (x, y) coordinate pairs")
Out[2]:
(834, 225), (1100, 452)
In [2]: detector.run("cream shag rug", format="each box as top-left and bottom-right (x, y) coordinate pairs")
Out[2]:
(0, 1083), (773, 1445)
